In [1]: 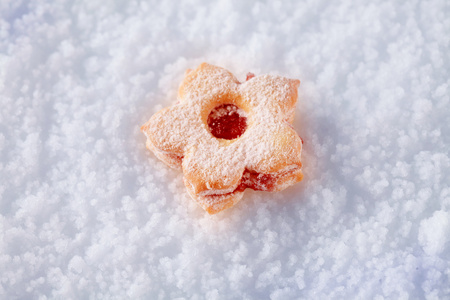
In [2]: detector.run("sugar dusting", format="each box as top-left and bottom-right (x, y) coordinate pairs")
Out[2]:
(142, 63), (303, 213)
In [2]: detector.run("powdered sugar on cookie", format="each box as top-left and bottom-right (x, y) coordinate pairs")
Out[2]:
(141, 63), (303, 214)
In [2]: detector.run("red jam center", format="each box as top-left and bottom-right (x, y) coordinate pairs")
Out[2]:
(207, 104), (247, 140)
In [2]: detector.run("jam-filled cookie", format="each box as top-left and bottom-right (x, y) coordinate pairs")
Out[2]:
(141, 63), (303, 214)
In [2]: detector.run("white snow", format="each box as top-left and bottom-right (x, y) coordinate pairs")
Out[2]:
(1, 0), (449, 299)
(419, 210), (450, 256)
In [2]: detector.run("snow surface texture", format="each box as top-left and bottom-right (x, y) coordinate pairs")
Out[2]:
(0, 0), (449, 299)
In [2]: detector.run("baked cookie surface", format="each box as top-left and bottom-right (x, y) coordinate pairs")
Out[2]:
(141, 63), (303, 214)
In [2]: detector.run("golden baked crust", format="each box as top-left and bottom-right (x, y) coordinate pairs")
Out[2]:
(141, 63), (303, 214)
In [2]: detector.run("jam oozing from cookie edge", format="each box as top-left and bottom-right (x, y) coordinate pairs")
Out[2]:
(207, 104), (247, 140)
(200, 167), (300, 200)
(240, 170), (278, 191)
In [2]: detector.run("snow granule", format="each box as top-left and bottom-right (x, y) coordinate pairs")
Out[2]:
(419, 211), (450, 256)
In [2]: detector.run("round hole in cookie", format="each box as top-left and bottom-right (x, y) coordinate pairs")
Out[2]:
(207, 104), (247, 140)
